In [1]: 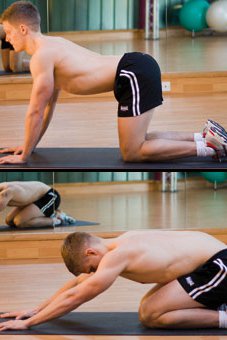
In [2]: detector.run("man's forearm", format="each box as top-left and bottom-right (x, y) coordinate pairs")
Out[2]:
(24, 289), (82, 328)
(24, 275), (99, 328)
(35, 277), (80, 313)
(35, 89), (60, 148)
(21, 110), (44, 161)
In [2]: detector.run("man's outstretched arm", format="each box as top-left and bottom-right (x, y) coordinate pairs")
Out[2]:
(0, 51), (56, 164)
(0, 250), (128, 330)
(0, 274), (93, 321)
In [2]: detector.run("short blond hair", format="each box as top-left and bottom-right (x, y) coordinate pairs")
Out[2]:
(61, 232), (95, 276)
(1, 1), (41, 32)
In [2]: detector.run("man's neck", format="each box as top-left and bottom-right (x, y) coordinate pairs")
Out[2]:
(25, 32), (43, 55)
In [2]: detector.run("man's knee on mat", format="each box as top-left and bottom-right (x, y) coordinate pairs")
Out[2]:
(139, 302), (171, 329)
(120, 143), (156, 163)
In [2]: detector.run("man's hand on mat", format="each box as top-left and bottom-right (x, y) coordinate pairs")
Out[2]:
(0, 320), (29, 331)
(0, 146), (23, 155)
(0, 309), (37, 320)
(0, 155), (27, 164)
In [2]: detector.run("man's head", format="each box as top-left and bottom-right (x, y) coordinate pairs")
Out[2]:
(61, 232), (105, 276)
(1, 1), (41, 51)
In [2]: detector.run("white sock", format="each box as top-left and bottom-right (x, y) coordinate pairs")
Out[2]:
(196, 141), (216, 157)
(219, 311), (227, 328)
(52, 217), (61, 226)
(194, 132), (204, 142)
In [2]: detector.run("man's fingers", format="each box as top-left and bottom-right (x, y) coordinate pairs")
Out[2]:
(0, 148), (11, 154)
(14, 151), (20, 155)
(0, 312), (16, 318)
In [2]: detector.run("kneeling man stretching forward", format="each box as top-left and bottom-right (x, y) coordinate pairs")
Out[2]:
(0, 230), (226, 330)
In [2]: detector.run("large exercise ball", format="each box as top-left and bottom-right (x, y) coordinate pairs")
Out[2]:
(206, 0), (227, 32)
(179, 0), (210, 32)
(200, 172), (227, 183)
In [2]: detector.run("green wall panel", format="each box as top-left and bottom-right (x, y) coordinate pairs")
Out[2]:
(48, 0), (139, 32)
(88, 0), (101, 30)
(0, 172), (53, 183)
(115, 0), (128, 30)
(0, 172), (153, 184)
(102, 0), (114, 30)
(62, 0), (76, 31)
(75, 0), (89, 30)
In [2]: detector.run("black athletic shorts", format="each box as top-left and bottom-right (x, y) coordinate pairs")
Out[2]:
(178, 249), (227, 309)
(114, 52), (163, 117)
(1, 38), (14, 50)
(33, 189), (61, 217)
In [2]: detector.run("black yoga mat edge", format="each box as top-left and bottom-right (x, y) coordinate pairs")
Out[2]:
(0, 147), (226, 169)
(0, 219), (99, 232)
(0, 312), (226, 335)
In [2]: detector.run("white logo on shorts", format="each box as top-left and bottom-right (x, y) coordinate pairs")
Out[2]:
(186, 276), (194, 286)
(120, 106), (129, 112)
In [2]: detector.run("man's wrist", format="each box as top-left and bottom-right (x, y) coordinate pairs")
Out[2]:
(23, 318), (33, 328)
(21, 153), (29, 162)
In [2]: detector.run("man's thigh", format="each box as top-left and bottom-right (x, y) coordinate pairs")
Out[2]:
(142, 279), (205, 315)
(118, 109), (154, 151)
(13, 204), (45, 225)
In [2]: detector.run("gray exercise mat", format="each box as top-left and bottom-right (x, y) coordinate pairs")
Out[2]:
(0, 147), (226, 169)
(0, 312), (226, 335)
(0, 220), (98, 232)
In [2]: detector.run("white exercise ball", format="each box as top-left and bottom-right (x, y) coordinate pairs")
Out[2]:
(206, 0), (227, 32)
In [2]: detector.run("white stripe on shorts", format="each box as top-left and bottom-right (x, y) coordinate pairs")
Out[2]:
(189, 258), (227, 300)
(41, 193), (57, 214)
(120, 70), (140, 116)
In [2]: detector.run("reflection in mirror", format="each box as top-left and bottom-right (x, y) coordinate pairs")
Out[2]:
(51, 171), (191, 233)
(0, 172), (54, 232)
(1, 171), (227, 234)
(51, 171), (227, 234)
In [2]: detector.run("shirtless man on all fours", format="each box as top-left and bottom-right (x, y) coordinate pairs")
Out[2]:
(0, 1), (227, 165)
(0, 230), (226, 331)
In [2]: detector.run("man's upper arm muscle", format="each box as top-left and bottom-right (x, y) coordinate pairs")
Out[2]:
(29, 52), (55, 113)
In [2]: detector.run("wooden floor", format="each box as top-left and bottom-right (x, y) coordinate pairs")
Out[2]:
(1, 93), (227, 149)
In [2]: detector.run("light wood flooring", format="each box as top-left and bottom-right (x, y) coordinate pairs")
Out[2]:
(1, 93), (227, 149)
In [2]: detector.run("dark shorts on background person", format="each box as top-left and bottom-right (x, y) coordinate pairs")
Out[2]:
(178, 248), (227, 309)
(1, 38), (14, 50)
(114, 52), (163, 118)
(33, 189), (61, 217)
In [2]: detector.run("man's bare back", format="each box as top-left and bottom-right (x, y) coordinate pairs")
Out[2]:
(111, 230), (226, 284)
(31, 36), (121, 95)
(0, 181), (50, 208)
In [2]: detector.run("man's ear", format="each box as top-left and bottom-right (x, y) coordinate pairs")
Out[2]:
(19, 24), (28, 35)
(85, 248), (98, 256)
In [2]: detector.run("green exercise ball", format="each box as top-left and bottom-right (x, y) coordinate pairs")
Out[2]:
(179, 0), (210, 32)
(200, 172), (227, 183)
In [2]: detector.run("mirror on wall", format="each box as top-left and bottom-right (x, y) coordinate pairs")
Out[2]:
(52, 171), (227, 233)
(1, 0), (226, 73)
(1, 171), (227, 233)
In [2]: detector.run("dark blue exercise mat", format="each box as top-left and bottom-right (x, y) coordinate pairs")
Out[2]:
(0, 148), (226, 170)
(0, 312), (226, 335)
(0, 220), (99, 232)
